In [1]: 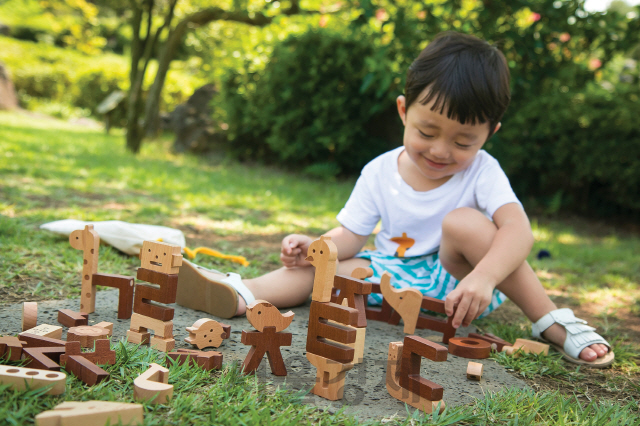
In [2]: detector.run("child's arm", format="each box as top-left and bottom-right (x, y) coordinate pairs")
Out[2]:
(444, 203), (534, 328)
(280, 226), (369, 268)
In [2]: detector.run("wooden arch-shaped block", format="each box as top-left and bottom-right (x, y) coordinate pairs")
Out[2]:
(134, 363), (173, 404)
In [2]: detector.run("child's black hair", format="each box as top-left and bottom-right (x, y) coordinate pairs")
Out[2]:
(404, 32), (510, 137)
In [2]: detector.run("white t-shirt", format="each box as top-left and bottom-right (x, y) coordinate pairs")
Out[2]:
(336, 147), (522, 257)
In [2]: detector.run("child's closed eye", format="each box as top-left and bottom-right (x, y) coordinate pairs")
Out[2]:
(418, 130), (434, 139)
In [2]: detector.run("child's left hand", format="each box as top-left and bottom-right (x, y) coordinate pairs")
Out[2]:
(444, 271), (497, 328)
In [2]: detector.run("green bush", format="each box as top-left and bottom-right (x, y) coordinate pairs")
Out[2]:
(221, 29), (401, 176)
(489, 82), (640, 216)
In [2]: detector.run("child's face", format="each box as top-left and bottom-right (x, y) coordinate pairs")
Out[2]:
(397, 92), (499, 183)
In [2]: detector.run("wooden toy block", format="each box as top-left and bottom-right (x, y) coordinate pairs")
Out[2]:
(134, 363), (173, 404)
(129, 313), (173, 339)
(35, 401), (143, 426)
(185, 318), (231, 349)
(65, 355), (109, 386)
(241, 326), (292, 376)
(140, 240), (183, 275)
(245, 300), (295, 332)
(127, 330), (151, 345)
(20, 324), (63, 340)
(399, 335), (448, 401)
(0, 336), (26, 361)
(331, 275), (372, 328)
(67, 326), (110, 348)
(306, 300), (359, 363)
(386, 341), (445, 414)
(467, 332), (512, 351)
(133, 268), (179, 321)
(167, 349), (223, 371)
(69, 224), (100, 314)
(150, 336), (175, 352)
(513, 338), (550, 355)
(22, 302), (38, 331)
(306, 352), (354, 401)
(60, 339), (115, 366)
(22, 346), (66, 370)
(447, 337), (491, 359)
(501, 345), (517, 356)
(380, 272), (422, 334)
(364, 284), (395, 322)
(466, 361), (483, 381)
(0, 365), (66, 395)
(305, 236), (338, 303)
(415, 296), (457, 344)
(19, 333), (67, 348)
(350, 267), (373, 280)
(93, 321), (113, 335)
(326, 323), (366, 364)
(92, 272), (135, 319)
(58, 309), (89, 327)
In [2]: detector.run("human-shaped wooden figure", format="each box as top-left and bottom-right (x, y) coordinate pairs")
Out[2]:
(240, 300), (294, 376)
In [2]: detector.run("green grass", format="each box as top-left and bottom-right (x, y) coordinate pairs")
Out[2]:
(1, 110), (640, 424)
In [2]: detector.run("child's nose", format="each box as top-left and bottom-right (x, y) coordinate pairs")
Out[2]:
(429, 142), (449, 159)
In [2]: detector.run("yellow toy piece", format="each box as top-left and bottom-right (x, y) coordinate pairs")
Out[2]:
(183, 246), (250, 267)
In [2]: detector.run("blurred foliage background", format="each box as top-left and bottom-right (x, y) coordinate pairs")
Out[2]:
(0, 0), (638, 217)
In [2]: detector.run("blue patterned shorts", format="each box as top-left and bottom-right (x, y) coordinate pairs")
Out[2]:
(356, 250), (506, 318)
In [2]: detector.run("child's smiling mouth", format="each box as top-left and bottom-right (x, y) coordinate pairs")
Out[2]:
(424, 157), (450, 169)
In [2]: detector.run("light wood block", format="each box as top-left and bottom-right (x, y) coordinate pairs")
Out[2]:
(185, 318), (230, 349)
(21, 324), (62, 340)
(306, 352), (354, 401)
(326, 321), (365, 364)
(467, 361), (483, 381)
(35, 400), (143, 426)
(306, 236), (338, 303)
(139, 240), (182, 274)
(246, 300), (294, 332)
(0, 364), (66, 395)
(513, 338), (550, 355)
(129, 313), (173, 339)
(22, 302), (38, 331)
(69, 225), (100, 314)
(67, 326), (110, 348)
(93, 322), (113, 335)
(149, 336), (175, 352)
(134, 363), (173, 404)
(380, 272), (422, 334)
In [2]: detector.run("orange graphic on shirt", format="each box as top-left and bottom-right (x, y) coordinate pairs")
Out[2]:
(390, 233), (415, 257)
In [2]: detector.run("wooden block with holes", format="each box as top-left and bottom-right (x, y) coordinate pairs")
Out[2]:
(0, 336), (26, 361)
(20, 324), (62, 340)
(466, 361), (483, 381)
(0, 364), (66, 395)
(467, 333), (512, 351)
(185, 318), (231, 349)
(69, 225), (100, 314)
(448, 337), (491, 359)
(35, 401), (143, 426)
(306, 300), (359, 363)
(67, 326), (110, 348)
(22, 302), (38, 331)
(241, 326), (292, 376)
(134, 363), (173, 404)
(306, 352), (354, 401)
(92, 272), (135, 319)
(167, 349), (223, 371)
(380, 272), (423, 334)
(306, 236), (338, 303)
(386, 340), (446, 414)
(58, 309), (89, 327)
(133, 268), (179, 321)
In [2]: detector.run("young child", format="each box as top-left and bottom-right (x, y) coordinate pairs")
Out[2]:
(176, 31), (613, 367)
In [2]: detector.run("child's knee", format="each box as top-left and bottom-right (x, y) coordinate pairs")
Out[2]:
(442, 207), (495, 241)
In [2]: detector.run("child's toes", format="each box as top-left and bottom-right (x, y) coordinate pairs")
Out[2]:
(579, 347), (598, 362)
(593, 343), (609, 357)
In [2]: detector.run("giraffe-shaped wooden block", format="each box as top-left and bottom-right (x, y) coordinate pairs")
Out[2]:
(69, 225), (100, 314)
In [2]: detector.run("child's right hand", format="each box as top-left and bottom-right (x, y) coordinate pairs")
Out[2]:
(280, 234), (313, 268)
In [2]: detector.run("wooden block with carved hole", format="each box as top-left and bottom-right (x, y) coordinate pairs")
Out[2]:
(185, 319), (231, 349)
(467, 333), (512, 352)
(67, 326), (110, 348)
(22, 302), (38, 332)
(167, 349), (223, 371)
(447, 337), (491, 359)
(306, 352), (354, 401)
(386, 340), (445, 414)
(58, 309), (89, 328)
(35, 401), (143, 426)
(134, 363), (173, 404)
(0, 336), (26, 361)
(466, 361), (483, 381)
(20, 324), (62, 340)
(69, 225), (100, 314)
(305, 236), (338, 303)
(0, 365), (66, 395)
(92, 273), (135, 319)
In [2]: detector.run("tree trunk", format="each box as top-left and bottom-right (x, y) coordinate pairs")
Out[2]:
(126, 4), (145, 153)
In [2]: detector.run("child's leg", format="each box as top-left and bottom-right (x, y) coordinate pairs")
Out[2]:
(438, 207), (608, 362)
(237, 257), (372, 315)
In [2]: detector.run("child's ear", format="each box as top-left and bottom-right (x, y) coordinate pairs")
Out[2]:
(396, 96), (407, 125)
(493, 122), (502, 134)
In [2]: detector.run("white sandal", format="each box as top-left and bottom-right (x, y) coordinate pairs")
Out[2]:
(532, 308), (614, 368)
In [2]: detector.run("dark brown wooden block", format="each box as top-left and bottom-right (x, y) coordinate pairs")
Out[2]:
(57, 309), (89, 327)
(447, 337), (491, 359)
(415, 296), (457, 344)
(306, 301), (359, 364)
(21, 347), (66, 371)
(467, 333), (512, 351)
(66, 355), (109, 386)
(0, 336), (26, 361)
(133, 268), (178, 321)
(60, 339), (115, 366)
(19, 333), (67, 348)
(331, 275), (372, 328)
(168, 349), (223, 371)
(399, 335), (448, 401)
(241, 326), (292, 376)
(92, 273), (135, 319)
(364, 283), (395, 322)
